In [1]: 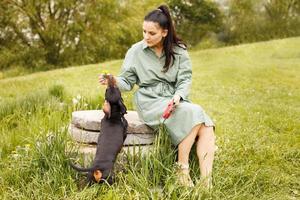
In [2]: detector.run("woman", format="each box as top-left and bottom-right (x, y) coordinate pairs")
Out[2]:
(99, 5), (216, 188)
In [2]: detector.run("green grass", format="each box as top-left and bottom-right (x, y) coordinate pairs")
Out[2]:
(0, 37), (299, 199)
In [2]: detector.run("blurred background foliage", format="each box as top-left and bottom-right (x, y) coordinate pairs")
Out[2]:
(0, 0), (299, 73)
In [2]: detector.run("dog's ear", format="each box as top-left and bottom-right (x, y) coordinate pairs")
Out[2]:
(118, 98), (127, 115)
(102, 100), (111, 118)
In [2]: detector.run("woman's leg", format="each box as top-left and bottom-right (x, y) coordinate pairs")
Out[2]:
(196, 126), (215, 187)
(177, 124), (201, 165)
(176, 124), (201, 186)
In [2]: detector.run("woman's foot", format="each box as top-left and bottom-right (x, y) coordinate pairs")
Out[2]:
(175, 162), (194, 187)
(196, 176), (213, 190)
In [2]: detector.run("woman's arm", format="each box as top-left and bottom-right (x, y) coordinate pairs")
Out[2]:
(174, 49), (192, 101)
(115, 48), (138, 91)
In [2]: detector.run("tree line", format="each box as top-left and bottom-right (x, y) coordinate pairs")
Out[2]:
(0, 0), (299, 71)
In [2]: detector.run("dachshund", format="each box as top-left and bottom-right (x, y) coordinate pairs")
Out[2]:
(71, 75), (128, 185)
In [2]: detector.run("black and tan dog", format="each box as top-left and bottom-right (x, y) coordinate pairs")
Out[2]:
(71, 75), (128, 185)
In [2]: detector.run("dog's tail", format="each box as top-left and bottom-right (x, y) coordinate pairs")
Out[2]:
(69, 162), (95, 172)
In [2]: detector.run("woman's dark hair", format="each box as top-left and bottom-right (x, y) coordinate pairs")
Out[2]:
(144, 5), (186, 72)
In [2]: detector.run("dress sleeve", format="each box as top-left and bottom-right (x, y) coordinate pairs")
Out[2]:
(174, 49), (192, 101)
(115, 48), (138, 91)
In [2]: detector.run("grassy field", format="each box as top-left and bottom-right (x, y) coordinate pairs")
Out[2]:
(0, 37), (299, 199)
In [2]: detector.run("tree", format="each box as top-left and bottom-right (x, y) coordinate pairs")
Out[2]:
(224, 0), (300, 44)
(0, 0), (152, 69)
(224, 0), (262, 43)
(264, 0), (300, 38)
(168, 0), (223, 47)
(1, 0), (87, 66)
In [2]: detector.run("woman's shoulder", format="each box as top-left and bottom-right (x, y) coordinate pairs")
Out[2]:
(127, 40), (144, 54)
(174, 43), (189, 57)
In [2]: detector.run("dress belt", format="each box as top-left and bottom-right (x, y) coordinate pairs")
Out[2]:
(140, 82), (175, 96)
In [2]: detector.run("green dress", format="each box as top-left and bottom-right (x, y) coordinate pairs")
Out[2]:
(116, 40), (214, 145)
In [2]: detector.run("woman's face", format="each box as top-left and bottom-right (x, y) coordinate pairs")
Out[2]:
(143, 21), (168, 48)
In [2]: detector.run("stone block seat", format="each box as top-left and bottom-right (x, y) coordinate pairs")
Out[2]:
(69, 110), (155, 158)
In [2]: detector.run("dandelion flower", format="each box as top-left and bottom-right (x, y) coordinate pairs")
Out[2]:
(72, 98), (78, 105)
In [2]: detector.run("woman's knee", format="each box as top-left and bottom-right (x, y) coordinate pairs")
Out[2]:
(179, 126), (199, 146)
(198, 125), (215, 141)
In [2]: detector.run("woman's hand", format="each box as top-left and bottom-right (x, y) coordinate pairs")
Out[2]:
(98, 74), (108, 85)
(172, 94), (181, 106)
